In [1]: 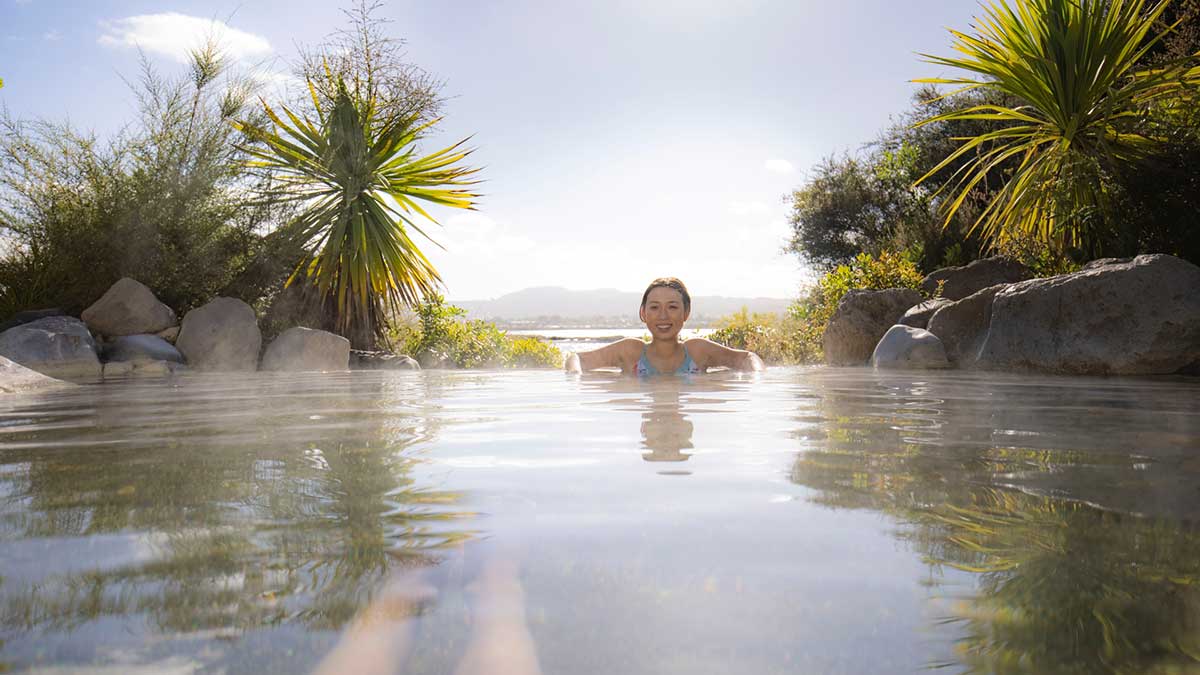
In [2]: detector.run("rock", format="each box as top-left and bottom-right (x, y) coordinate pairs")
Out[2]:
(105, 334), (184, 364)
(0, 316), (101, 380)
(897, 298), (954, 329)
(871, 325), (950, 369)
(81, 278), (177, 337)
(0, 355), (74, 394)
(261, 327), (350, 372)
(921, 257), (1032, 300)
(0, 308), (66, 334)
(132, 359), (179, 376)
(156, 326), (180, 343)
(351, 350), (421, 370)
(974, 254), (1200, 375)
(103, 361), (134, 378)
(823, 288), (923, 366)
(175, 297), (262, 371)
(926, 284), (1008, 365)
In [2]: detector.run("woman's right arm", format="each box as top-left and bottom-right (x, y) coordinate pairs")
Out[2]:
(565, 338), (641, 373)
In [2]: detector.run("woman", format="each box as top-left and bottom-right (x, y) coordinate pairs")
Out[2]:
(564, 277), (764, 374)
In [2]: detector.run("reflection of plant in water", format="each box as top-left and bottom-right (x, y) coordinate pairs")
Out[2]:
(788, 373), (1200, 674)
(911, 489), (1200, 675)
(0, 376), (479, 639)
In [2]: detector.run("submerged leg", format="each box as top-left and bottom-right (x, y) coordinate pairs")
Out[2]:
(313, 568), (436, 675)
(453, 555), (543, 675)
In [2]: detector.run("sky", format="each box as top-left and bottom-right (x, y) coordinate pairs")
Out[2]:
(0, 0), (983, 301)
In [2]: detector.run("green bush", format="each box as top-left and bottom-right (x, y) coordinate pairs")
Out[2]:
(708, 308), (804, 365)
(391, 295), (561, 369)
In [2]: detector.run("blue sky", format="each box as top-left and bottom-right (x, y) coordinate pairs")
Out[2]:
(0, 0), (982, 301)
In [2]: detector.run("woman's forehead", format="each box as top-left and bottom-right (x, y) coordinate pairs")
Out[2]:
(645, 287), (684, 303)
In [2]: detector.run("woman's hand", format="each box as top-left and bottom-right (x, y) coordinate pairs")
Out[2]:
(564, 352), (582, 373)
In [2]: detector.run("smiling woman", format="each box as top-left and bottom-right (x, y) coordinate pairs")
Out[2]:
(564, 277), (764, 374)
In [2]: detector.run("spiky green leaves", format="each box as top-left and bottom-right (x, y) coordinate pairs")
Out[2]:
(915, 0), (1200, 254)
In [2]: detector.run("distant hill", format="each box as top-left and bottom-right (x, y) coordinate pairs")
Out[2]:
(452, 286), (790, 327)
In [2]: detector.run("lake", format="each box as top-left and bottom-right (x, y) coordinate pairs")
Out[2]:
(1, 368), (1199, 674)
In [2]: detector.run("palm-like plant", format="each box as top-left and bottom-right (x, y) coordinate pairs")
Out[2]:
(914, 0), (1200, 256)
(236, 79), (479, 348)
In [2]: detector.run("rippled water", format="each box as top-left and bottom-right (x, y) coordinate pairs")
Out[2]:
(1, 368), (1199, 674)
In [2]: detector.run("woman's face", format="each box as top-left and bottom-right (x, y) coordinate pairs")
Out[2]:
(639, 287), (689, 341)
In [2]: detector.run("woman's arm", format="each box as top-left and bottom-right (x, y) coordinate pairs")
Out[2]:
(686, 338), (764, 372)
(565, 338), (642, 373)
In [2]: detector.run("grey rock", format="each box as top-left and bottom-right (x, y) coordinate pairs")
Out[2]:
(927, 284), (1008, 365)
(176, 297), (262, 371)
(0, 316), (101, 380)
(105, 334), (184, 364)
(974, 254), (1200, 375)
(871, 325), (950, 369)
(261, 327), (350, 372)
(156, 326), (180, 343)
(0, 355), (74, 394)
(921, 257), (1032, 300)
(897, 298), (954, 329)
(0, 308), (66, 333)
(103, 361), (134, 378)
(351, 350), (421, 370)
(81, 278), (177, 337)
(823, 288), (923, 366)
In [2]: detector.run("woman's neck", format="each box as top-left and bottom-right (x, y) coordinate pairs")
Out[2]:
(646, 337), (683, 356)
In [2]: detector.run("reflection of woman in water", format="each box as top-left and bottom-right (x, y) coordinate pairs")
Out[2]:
(564, 277), (764, 374)
(641, 390), (694, 462)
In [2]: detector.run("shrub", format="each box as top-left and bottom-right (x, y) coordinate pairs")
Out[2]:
(391, 295), (561, 369)
(708, 308), (804, 365)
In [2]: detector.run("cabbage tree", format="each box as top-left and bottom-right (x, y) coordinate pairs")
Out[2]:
(236, 81), (479, 348)
(914, 0), (1200, 256)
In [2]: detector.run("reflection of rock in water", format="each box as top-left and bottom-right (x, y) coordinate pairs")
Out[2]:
(640, 390), (693, 463)
(786, 368), (1200, 674)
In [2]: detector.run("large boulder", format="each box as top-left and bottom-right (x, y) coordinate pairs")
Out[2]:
(926, 284), (1008, 366)
(261, 327), (350, 372)
(974, 254), (1200, 375)
(897, 297), (954, 330)
(176, 297), (262, 371)
(823, 288), (923, 366)
(0, 308), (66, 333)
(105, 334), (184, 364)
(0, 316), (101, 379)
(871, 325), (950, 369)
(0, 355), (74, 394)
(921, 257), (1032, 301)
(81, 278), (177, 337)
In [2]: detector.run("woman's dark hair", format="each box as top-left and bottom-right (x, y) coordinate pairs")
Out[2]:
(641, 277), (691, 312)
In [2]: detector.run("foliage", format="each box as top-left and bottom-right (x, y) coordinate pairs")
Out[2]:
(0, 46), (286, 319)
(708, 308), (804, 365)
(295, 0), (443, 128)
(914, 0), (1200, 258)
(791, 251), (926, 363)
(392, 295), (561, 368)
(236, 78), (480, 350)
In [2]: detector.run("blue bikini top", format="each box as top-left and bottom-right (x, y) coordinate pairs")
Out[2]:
(636, 344), (702, 376)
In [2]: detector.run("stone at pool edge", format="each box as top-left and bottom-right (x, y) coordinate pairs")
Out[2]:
(104, 334), (184, 365)
(823, 288), (922, 366)
(0, 316), (101, 380)
(175, 297), (262, 372)
(0, 354), (75, 394)
(872, 325), (951, 369)
(920, 256), (1032, 301)
(897, 297), (954, 330)
(81, 277), (177, 337)
(261, 327), (350, 372)
(350, 350), (420, 370)
(974, 253), (1200, 375)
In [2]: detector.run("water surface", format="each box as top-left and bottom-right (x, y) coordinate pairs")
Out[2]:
(1, 368), (1198, 674)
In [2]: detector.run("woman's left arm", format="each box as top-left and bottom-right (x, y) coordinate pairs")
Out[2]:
(687, 338), (764, 372)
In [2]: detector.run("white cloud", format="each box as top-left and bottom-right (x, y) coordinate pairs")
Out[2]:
(43, 30), (60, 41)
(98, 13), (271, 63)
(763, 158), (796, 174)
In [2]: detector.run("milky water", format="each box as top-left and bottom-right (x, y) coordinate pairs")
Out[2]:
(507, 328), (714, 353)
(1, 368), (1199, 674)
